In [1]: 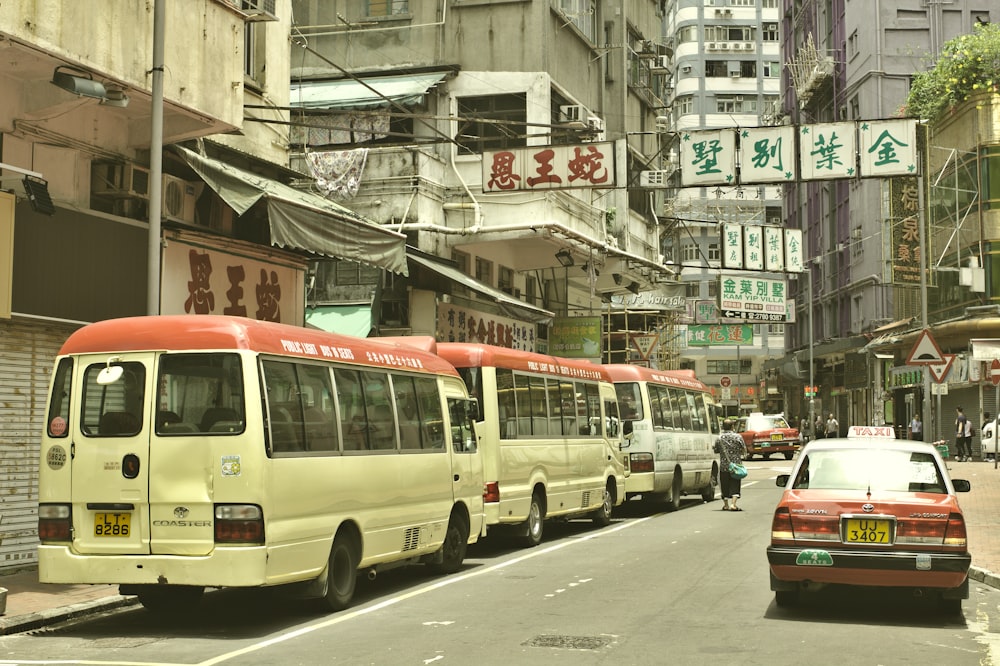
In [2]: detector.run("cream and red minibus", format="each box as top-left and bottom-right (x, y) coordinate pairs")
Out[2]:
(604, 364), (720, 510)
(37, 315), (483, 613)
(431, 342), (628, 547)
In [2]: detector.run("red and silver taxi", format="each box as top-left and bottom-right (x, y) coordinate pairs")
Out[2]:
(737, 413), (801, 460)
(767, 428), (971, 613)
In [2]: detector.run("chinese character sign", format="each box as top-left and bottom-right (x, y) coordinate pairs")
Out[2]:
(784, 228), (804, 273)
(550, 316), (602, 359)
(482, 142), (616, 193)
(680, 129), (737, 186)
(739, 126), (797, 183)
(764, 226), (785, 272)
(718, 274), (788, 322)
(859, 119), (918, 177)
(437, 302), (535, 351)
(889, 175), (923, 285)
(799, 122), (856, 181)
(722, 223), (744, 270)
(686, 324), (754, 347)
(744, 225), (764, 270)
(161, 232), (304, 324)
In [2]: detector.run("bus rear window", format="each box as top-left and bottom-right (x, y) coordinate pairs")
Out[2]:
(81, 362), (146, 436)
(156, 353), (245, 436)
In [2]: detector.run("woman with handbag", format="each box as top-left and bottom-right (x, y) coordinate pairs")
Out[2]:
(714, 418), (748, 511)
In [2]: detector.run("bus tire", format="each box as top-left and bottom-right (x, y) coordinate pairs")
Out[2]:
(700, 465), (718, 503)
(321, 533), (359, 611)
(591, 481), (614, 526)
(136, 585), (204, 614)
(428, 514), (469, 575)
(521, 493), (544, 547)
(667, 470), (683, 512)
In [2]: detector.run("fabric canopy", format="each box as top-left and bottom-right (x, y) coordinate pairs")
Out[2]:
(408, 252), (554, 324)
(174, 145), (407, 275)
(305, 303), (373, 338)
(291, 72), (450, 110)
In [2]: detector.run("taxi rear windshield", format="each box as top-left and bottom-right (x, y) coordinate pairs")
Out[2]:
(791, 449), (947, 493)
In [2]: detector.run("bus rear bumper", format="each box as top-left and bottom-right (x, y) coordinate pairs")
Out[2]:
(38, 545), (273, 588)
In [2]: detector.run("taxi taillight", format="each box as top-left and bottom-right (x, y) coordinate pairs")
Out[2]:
(38, 503), (72, 543)
(789, 514), (840, 541)
(483, 481), (500, 504)
(943, 512), (968, 548)
(771, 508), (794, 540)
(629, 452), (654, 473)
(214, 504), (264, 545)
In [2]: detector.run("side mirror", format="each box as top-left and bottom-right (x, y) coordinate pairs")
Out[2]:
(622, 420), (634, 437)
(776, 473), (789, 488)
(466, 399), (480, 422)
(952, 479), (971, 493)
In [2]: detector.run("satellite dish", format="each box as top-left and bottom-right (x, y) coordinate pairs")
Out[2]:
(96, 365), (124, 385)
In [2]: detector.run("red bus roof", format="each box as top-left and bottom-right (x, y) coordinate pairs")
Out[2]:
(603, 364), (709, 392)
(435, 342), (610, 383)
(58, 315), (460, 377)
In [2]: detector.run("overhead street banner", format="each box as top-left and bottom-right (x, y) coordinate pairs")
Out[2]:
(718, 274), (788, 322)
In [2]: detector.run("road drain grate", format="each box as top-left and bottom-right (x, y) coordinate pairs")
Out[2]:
(524, 634), (614, 650)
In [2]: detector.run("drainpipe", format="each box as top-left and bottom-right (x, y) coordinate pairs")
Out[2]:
(147, 0), (165, 315)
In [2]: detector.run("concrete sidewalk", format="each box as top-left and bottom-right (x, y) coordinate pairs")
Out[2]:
(2, 458), (999, 635)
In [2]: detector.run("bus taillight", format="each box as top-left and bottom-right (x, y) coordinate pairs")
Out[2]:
(214, 504), (265, 544)
(483, 482), (500, 503)
(38, 503), (72, 543)
(629, 452), (654, 473)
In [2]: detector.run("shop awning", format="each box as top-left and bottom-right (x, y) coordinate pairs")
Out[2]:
(306, 303), (373, 338)
(408, 252), (554, 324)
(873, 317), (913, 333)
(290, 72), (450, 110)
(174, 145), (407, 275)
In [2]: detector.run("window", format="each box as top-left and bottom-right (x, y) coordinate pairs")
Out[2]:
(707, 359), (752, 375)
(82, 361), (146, 437)
(675, 95), (694, 117)
(740, 61), (757, 78)
(681, 243), (700, 263)
(456, 94), (527, 155)
(558, 0), (597, 42)
(475, 256), (494, 285)
(706, 61), (728, 78)
(763, 61), (780, 78)
(499, 265), (514, 295)
(848, 29), (859, 60)
(155, 354), (245, 437)
(762, 0), (777, 7)
(852, 225), (863, 259)
(762, 23), (779, 41)
(716, 96), (757, 113)
(366, 0), (408, 16)
(707, 242), (720, 261)
(524, 275), (538, 304)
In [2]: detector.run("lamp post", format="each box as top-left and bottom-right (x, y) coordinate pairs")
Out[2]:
(807, 263), (815, 441)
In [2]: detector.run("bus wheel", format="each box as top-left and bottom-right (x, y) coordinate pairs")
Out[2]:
(784, 452), (794, 460)
(700, 466), (718, 503)
(591, 483), (614, 526)
(136, 585), (204, 614)
(667, 471), (683, 512)
(521, 493), (544, 547)
(321, 533), (358, 611)
(428, 515), (468, 575)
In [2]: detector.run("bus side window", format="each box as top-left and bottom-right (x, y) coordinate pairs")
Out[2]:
(362, 371), (396, 450)
(448, 398), (476, 453)
(414, 375), (445, 449)
(300, 364), (337, 452)
(495, 368), (517, 439)
(335, 368), (368, 451)
(47, 357), (73, 438)
(262, 360), (304, 453)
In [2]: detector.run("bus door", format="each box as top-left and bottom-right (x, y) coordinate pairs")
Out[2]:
(447, 395), (485, 537)
(65, 354), (156, 556)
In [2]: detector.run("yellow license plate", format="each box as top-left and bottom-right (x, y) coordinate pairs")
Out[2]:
(94, 512), (131, 537)
(844, 518), (891, 544)
(770, 433), (782, 441)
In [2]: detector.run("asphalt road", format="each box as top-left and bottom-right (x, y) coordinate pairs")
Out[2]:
(2, 461), (1000, 665)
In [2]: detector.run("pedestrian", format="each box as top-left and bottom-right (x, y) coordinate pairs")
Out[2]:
(800, 415), (809, 443)
(909, 413), (923, 441)
(955, 406), (973, 462)
(825, 412), (839, 439)
(984, 412), (996, 462)
(714, 418), (748, 511)
(815, 414), (825, 439)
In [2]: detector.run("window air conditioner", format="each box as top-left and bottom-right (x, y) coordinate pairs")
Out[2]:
(653, 55), (671, 70)
(91, 162), (151, 199)
(161, 175), (199, 224)
(717, 42), (730, 50)
(559, 104), (587, 123)
(730, 72), (741, 78)
(743, 43), (754, 50)
(239, 0), (278, 22)
(706, 42), (717, 50)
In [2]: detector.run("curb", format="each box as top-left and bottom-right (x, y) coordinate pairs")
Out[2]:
(0, 594), (139, 636)
(969, 565), (1000, 589)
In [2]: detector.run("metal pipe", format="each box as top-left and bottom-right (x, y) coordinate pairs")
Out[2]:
(147, 0), (165, 315)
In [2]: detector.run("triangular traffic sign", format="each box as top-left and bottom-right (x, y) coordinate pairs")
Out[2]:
(927, 354), (956, 383)
(907, 329), (945, 365)
(632, 335), (659, 359)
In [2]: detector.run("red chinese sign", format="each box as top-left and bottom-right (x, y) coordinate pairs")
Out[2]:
(482, 142), (616, 193)
(889, 176), (923, 285)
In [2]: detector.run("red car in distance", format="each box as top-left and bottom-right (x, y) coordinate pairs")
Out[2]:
(736, 413), (801, 461)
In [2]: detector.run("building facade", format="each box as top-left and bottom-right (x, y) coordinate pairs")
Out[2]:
(780, 0), (1000, 441)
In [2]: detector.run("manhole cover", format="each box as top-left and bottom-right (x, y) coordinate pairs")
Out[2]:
(524, 634), (614, 650)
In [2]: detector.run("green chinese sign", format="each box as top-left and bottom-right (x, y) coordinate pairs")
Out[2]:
(687, 324), (754, 347)
(549, 316), (602, 358)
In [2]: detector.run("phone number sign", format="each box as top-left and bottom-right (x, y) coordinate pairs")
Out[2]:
(718, 274), (788, 322)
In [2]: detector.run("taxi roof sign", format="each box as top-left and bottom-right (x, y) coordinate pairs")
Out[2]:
(847, 425), (896, 439)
